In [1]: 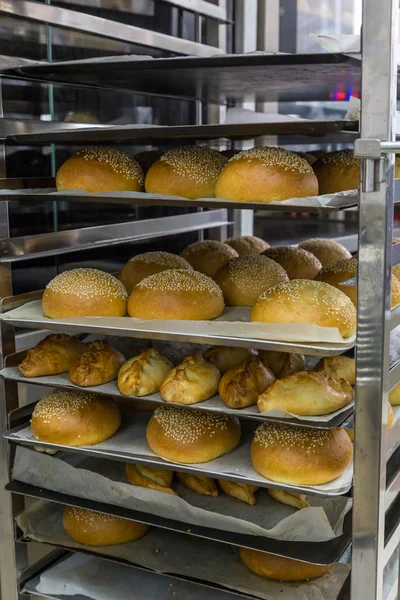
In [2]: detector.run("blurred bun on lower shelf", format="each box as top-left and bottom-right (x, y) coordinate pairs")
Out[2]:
(239, 548), (334, 581)
(224, 235), (270, 255)
(180, 239), (238, 279)
(298, 237), (352, 267)
(118, 251), (193, 295)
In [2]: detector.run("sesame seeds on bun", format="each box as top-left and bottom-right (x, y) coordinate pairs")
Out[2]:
(133, 150), (164, 176)
(262, 246), (322, 280)
(118, 251), (193, 294)
(225, 235), (270, 255)
(298, 238), (352, 267)
(180, 240), (238, 279)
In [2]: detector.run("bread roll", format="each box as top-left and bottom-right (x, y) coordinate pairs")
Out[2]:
(267, 489), (310, 510)
(224, 235), (269, 255)
(215, 147), (318, 203)
(118, 348), (173, 397)
(176, 472), (218, 496)
(390, 382), (400, 406)
(125, 463), (176, 495)
(251, 422), (353, 485)
(262, 246), (322, 280)
(146, 405), (241, 463)
(314, 356), (355, 386)
(63, 506), (148, 546)
(203, 346), (258, 375)
(219, 356), (275, 409)
(180, 240), (238, 279)
(69, 340), (125, 387)
(42, 268), (128, 318)
(145, 146), (227, 199)
(18, 334), (87, 377)
(218, 480), (258, 505)
(297, 151), (317, 166)
(31, 389), (121, 446)
(258, 350), (305, 378)
(215, 254), (289, 306)
(251, 279), (357, 338)
(118, 251), (193, 295)
(240, 548), (333, 582)
(298, 238), (352, 267)
(128, 269), (224, 320)
(160, 353), (220, 405)
(133, 150), (164, 176)
(56, 147), (144, 193)
(257, 370), (353, 416)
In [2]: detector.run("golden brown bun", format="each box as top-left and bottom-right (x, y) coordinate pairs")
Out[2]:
(146, 405), (241, 464)
(262, 246), (322, 280)
(251, 422), (353, 485)
(69, 340), (125, 387)
(118, 251), (193, 295)
(125, 463), (176, 495)
(133, 150), (164, 176)
(31, 389), (121, 446)
(257, 351), (305, 378)
(297, 151), (317, 166)
(240, 548), (333, 582)
(218, 480), (258, 505)
(160, 353), (220, 405)
(42, 268), (128, 319)
(224, 235), (269, 255)
(18, 334), (87, 377)
(118, 348), (173, 397)
(251, 279), (357, 338)
(257, 370), (353, 416)
(145, 146), (227, 199)
(309, 150), (327, 160)
(128, 269), (224, 320)
(298, 238), (352, 267)
(56, 147), (144, 193)
(177, 472), (218, 496)
(215, 255), (289, 306)
(314, 356), (355, 386)
(180, 240), (238, 280)
(390, 382), (400, 406)
(203, 346), (258, 375)
(63, 506), (149, 546)
(267, 489), (310, 510)
(219, 357), (275, 409)
(215, 147), (318, 204)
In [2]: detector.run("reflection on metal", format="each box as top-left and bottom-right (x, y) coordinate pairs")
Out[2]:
(0, 117), (107, 139)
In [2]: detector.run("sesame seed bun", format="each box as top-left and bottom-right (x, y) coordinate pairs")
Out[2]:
(118, 251), (193, 295)
(251, 422), (353, 485)
(215, 147), (318, 204)
(63, 506), (149, 546)
(298, 238), (352, 267)
(56, 147), (144, 193)
(133, 150), (164, 176)
(42, 268), (128, 319)
(180, 240), (238, 279)
(224, 235), (270, 255)
(251, 280), (357, 339)
(262, 246), (322, 280)
(145, 146), (227, 199)
(31, 389), (121, 446)
(146, 405), (241, 463)
(215, 254), (288, 306)
(240, 548), (334, 582)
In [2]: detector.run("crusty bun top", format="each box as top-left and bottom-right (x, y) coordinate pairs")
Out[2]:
(298, 238), (352, 267)
(224, 235), (269, 255)
(262, 246), (322, 280)
(180, 240), (238, 279)
(118, 251), (193, 294)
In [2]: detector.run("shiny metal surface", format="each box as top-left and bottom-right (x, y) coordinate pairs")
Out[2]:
(0, 118), (108, 139)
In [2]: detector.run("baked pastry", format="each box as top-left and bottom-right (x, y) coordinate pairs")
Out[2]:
(257, 350), (305, 378)
(215, 254), (289, 306)
(31, 389), (121, 446)
(240, 548), (333, 581)
(69, 340), (125, 387)
(180, 240), (238, 279)
(314, 356), (355, 386)
(145, 146), (227, 199)
(160, 353), (220, 405)
(118, 251), (193, 295)
(202, 346), (258, 375)
(63, 506), (148, 546)
(251, 422), (353, 484)
(267, 489), (310, 510)
(251, 279), (357, 338)
(219, 356), (275, 409)
(224, 235), (269, 255)
(257, 370), (353, 416)
(146, 405), (241, 463)
(390, 382), (400, 406)
(176, 472), (218, 496)
(18, 334), (87, 377)
(118, 348), (173, 397)
(133, 150), (164, 176)
(42, 268), (128, 318)
(298, 238), (352, 267)
(125, 463), (176, 495)
(262, 246), (322, 280)
(215, 147), (318, 203)
(56, 147), (144, 193)
(128, 269), (224, 320)
(218, 480), (258, 505)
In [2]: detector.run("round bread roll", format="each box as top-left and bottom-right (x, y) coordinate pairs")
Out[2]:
(215, 147), (318, 204)
(251, 422), (353, 485)
(160, 353), (221, 405)
(215, 254), (289, 306)
(56, 147), (144, 193)
(128, 269), (224, 320)
(251, 279), (357, 338)
(314, 356), (355, 386)
(145, 146), (227, 199)
(42, 268), (128, 318)
(180, 240), (238, 279)
(63, 506), (148, 546)
(224, 235), (269, 255)
(240, 548), (333, 582)
(118, 348), (173, 397)
(118, 251), (193, 295)
(298, 238), (352, 267)
(262, 246), (322, 280)
(31, 389), (121, 446)
(133, 150), (164, 176)
(203, 346), (258, 375)
(146, 405), (241, 463)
